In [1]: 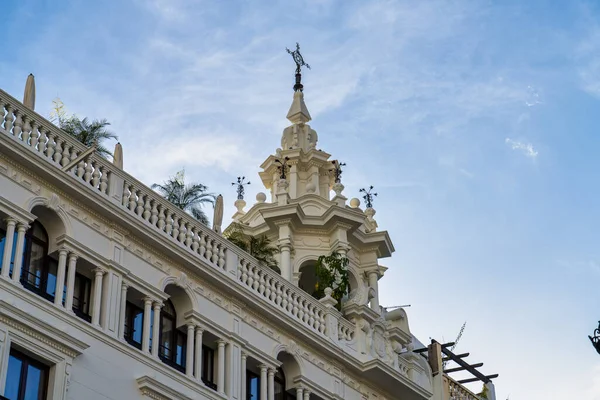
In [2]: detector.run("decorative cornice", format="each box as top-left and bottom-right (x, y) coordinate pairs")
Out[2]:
(0, 299), (89, 358)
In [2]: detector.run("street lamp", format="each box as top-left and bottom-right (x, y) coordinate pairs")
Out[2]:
(589, 321), (600, 355)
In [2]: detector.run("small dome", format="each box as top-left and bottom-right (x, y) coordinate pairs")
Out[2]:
(349, 198), (360, 208)
(256, 192), (267, 203)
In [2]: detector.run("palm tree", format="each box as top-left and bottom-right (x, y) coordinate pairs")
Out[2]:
(152, 170), (216, 225)
(225, 223), (280, 273)
(60, 117), (118, 158)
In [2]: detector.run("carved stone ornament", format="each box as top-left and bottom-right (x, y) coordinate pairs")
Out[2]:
(47, 193), (61, 210)
(288, 339), (301, 356)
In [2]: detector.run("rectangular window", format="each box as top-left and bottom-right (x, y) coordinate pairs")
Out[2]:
(247, 371), (260, 400)
(72, 273), (92, 322)
(124, 301), (144, 349)
(4, 348), (48, 400)
(202, 346), (216, 390)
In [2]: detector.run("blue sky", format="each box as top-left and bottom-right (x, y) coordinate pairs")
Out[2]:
(2, 0), (600, 398)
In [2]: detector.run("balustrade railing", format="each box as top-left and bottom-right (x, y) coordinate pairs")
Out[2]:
(443, 374), (481, 400)
(0, 88), (419, 386)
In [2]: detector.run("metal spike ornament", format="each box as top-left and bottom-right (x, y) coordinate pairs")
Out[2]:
(330, 160), (346, 184)
(286, 42), (310, 92)
(232, 176), (251, 200)
(275, 157), (290, 179)
(359, 186), (378, 208)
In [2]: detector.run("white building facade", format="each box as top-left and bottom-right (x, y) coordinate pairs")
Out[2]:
(0, 81), (485, 400)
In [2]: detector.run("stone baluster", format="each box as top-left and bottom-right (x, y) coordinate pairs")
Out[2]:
(178, 220), (186, 243)
(99, 167), (109, 194)
(142, 195), (151, 221)
(128, 186), (137, 212)
(135, 190), (144, 216)
(61, 144), (71, 167)
(165, 212), (173, 235)
(13, 111), (22, 138)
(84, 157), (93, 183)
(199, 232), (207, 258)
(38, 127), (48, 154)
(191, 228), (200, 253)
(30, 121), (38, 149)
(22, 116), (31, 145)
(211, 240), (219, 264)
(150, 201), (158, 225)
(172, 216), (180, 240)
(4, 105), (14, 133)
(218, 245), (225, 269)
(46, 134), (56, 159)
(205, 237), (213, 261)
(53, 138), (63, 164)
(185, 223), (193, 247)
(157, 205), (166, 230)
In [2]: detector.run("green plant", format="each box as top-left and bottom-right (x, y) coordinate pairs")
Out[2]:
(477, 384), (489, 399)
(152, 169), (216, 225)
(314, 252), (349, 308)
(225, 223), (280, 273)
(50, 98), (118, 158)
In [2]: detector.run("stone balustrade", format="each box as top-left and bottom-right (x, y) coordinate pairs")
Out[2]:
(0, 88), (421, 387)
(444, 374), (481, 400)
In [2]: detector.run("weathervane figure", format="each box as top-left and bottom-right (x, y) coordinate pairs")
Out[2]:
(359, 186), (378, 208)
(286, 42), (310, 92)
(330, 160), (346, 184)
(232, 176), (251, 200)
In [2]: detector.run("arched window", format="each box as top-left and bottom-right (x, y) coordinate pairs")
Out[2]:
(274, 367), (295, 400)
(159, 299), (187, 373)
(21, 221), (58, 302)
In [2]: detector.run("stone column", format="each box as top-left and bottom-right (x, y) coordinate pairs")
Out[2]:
(118, 282), (128, 339)
(186, 323), (195, 377)
(367, 270), (379, 311)
(194, 327), (203, 381)
(91, 268), (105, 326)
(279, 241), (292, 281)
(53, 249), (68, 306)
(1, 218), (16, 278)
(151, 301), (162, 357)
(217, 339), (226, 394)
(241, 352), (247, 400)
(11, 222), (28, 284)
(303, 389), (310, 400)
(64, 253), (78, 312)
(296, 386), (304, 400)
(259, 364), (268, 400)
(267, 368), (275, 400)
(141, 297), (153, 353)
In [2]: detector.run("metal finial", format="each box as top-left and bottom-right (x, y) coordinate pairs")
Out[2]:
(330, 160), (346, 184)
(232, 176), (251, 200)
(590, 321), (600, 355)
(275, 157), (290, 180)
(359, 186), (378, 208)
(286, 42), (310, 92)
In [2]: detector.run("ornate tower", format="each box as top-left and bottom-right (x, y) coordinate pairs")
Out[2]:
(226, 46), (394, 318)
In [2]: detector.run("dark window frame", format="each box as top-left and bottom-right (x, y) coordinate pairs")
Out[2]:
(246, 370), (260, 399)
(20, 221), (55, 301)
(6, 348), (49, 400)
(124, 301), (144, 350)
(202, 345), (217, 390)
(158, 299), (187, 373)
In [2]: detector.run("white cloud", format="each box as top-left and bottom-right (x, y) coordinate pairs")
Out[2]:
(505, 138), (538, 159)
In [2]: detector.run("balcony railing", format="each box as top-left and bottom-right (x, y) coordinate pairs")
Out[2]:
(0, 88), (422, 388)
(0, 87), (338, 341)
(443, 374), (481, 400)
